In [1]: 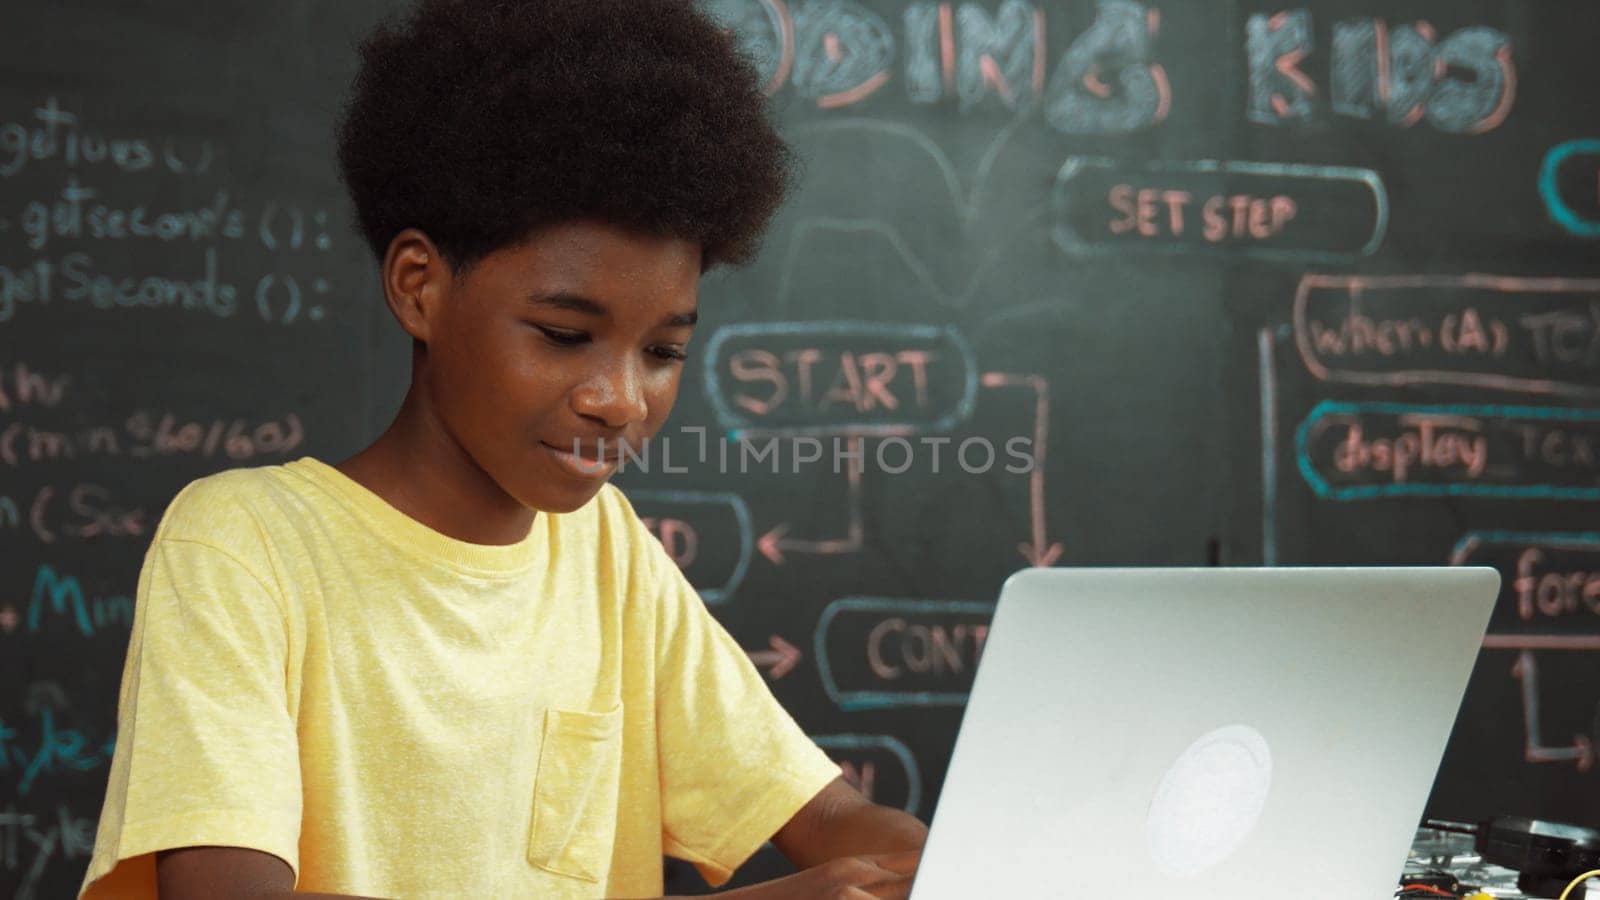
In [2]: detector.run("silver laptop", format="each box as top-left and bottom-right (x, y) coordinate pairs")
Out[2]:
(911, 567), (1498, 899)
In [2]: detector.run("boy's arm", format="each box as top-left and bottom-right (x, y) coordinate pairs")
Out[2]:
(769, 776), (929, 869)
(659, 779), (926, 900)
(164, 781), (926, 900)
(156, 847), (383, 900)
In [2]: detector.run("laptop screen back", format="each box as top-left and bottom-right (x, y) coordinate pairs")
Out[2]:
(910, 567), (1497, 899)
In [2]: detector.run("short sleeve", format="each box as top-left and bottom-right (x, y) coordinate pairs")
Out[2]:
(79, 536), (302, 899)
(635, 502), (842, 886)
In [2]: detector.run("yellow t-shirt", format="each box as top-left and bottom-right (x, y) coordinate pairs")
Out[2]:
(78, 457), (841, 899)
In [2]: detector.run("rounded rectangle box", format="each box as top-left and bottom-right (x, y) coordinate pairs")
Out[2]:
(1052, 157), (1387, 262)
(1294, 273), (1600, 398)
(701, 321), (977, 437)
(1296, 400), (1600, 500)
(625, 489), (753, 605)
(814, 597), (994, 711)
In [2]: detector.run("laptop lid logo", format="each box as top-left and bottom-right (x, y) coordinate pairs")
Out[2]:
(1145, 724), (1274, 878)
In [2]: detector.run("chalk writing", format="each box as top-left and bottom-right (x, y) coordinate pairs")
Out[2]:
(709, 0), (1166, 132)
(19, 175), (244, 251)
(0, 802), (97, 900)
(703, 0), (894, 109)
(1312, 410), (1478, 489)
(708, 4), (1516, 130)
(6, 177), (333, 254)
(0, 248), (235, 322)
(257, 202), (336, 253)
(1040, 0), (1167, 134)
(1053, 159), (1387, 262)
(0, 249), (337, 324)
(651, 519), (699, 567)
(959, 1), (1045, 112)
(1249, 13), (1514, 132)
(1508, 547), (1600, 625)
(793, 1), (896, 108)
(2, 684), (116, 798)
(1332, 21), (1433, 126)
(903, 1), (1045, 112)
(1540, 139), (1600, 238)
(0, 98), (339, 327)
(1426, 27), (1516, 133)
(4, 706), (109, 797)
(628, 490), (753, 604)
(1, 483), (149, 544)
(0, 362), (69, 411)
(0, 97), (198, 178)
(24, 564), (133, 638)
(1297, 402), (1600, 500)
(812, 734), (923, 814)
(0, 411), (304, 465)
(702, 0), (794, 95)
(1294, 275), (1600, 398)
(703, 321), (976, 436)
(867, 616), (988, 678)
(1452, 532), (1600, 632)
(1329, 415), (1488, 485)
(902, 3), (945, 103)
(1247, 10), (1315, 124)
(814, 597), (993, 710)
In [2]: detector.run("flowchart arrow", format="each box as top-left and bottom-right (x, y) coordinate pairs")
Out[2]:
(1510, 650), (1596, 773)
(981, 372), (1063, 567)
(758, 437), (865, 565)
(746, 635), (802, 680)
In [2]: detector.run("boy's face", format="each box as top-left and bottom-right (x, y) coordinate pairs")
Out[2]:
(417, 220), (700, 514)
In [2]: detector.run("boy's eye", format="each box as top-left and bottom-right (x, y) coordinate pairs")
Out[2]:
(535, 326), (588, 346)
(533, 325), (685, 362)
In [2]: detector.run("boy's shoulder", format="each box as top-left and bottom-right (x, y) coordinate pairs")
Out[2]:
(153, 461), (650, 561)
(152, 460), (308, 545)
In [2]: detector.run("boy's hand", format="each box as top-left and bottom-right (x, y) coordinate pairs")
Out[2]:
(683, 849), (922, 900)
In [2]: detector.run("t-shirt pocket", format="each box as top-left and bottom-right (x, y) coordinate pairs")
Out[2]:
(527, 702), (625, 883)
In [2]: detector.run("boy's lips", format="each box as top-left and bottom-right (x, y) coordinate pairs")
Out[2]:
(539, 441), (620, 477)
(543, 439), (625, 460)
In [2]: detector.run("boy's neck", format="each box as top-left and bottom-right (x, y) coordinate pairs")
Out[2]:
(334, 388), (538, 547)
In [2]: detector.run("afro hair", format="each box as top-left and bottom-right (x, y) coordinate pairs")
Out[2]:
(335, 0), (795, 275)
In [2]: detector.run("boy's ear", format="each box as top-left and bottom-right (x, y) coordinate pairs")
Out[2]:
(381, 228), (442, 343)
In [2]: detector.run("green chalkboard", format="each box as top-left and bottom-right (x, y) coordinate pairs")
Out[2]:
(2, 2), (1598, 896)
